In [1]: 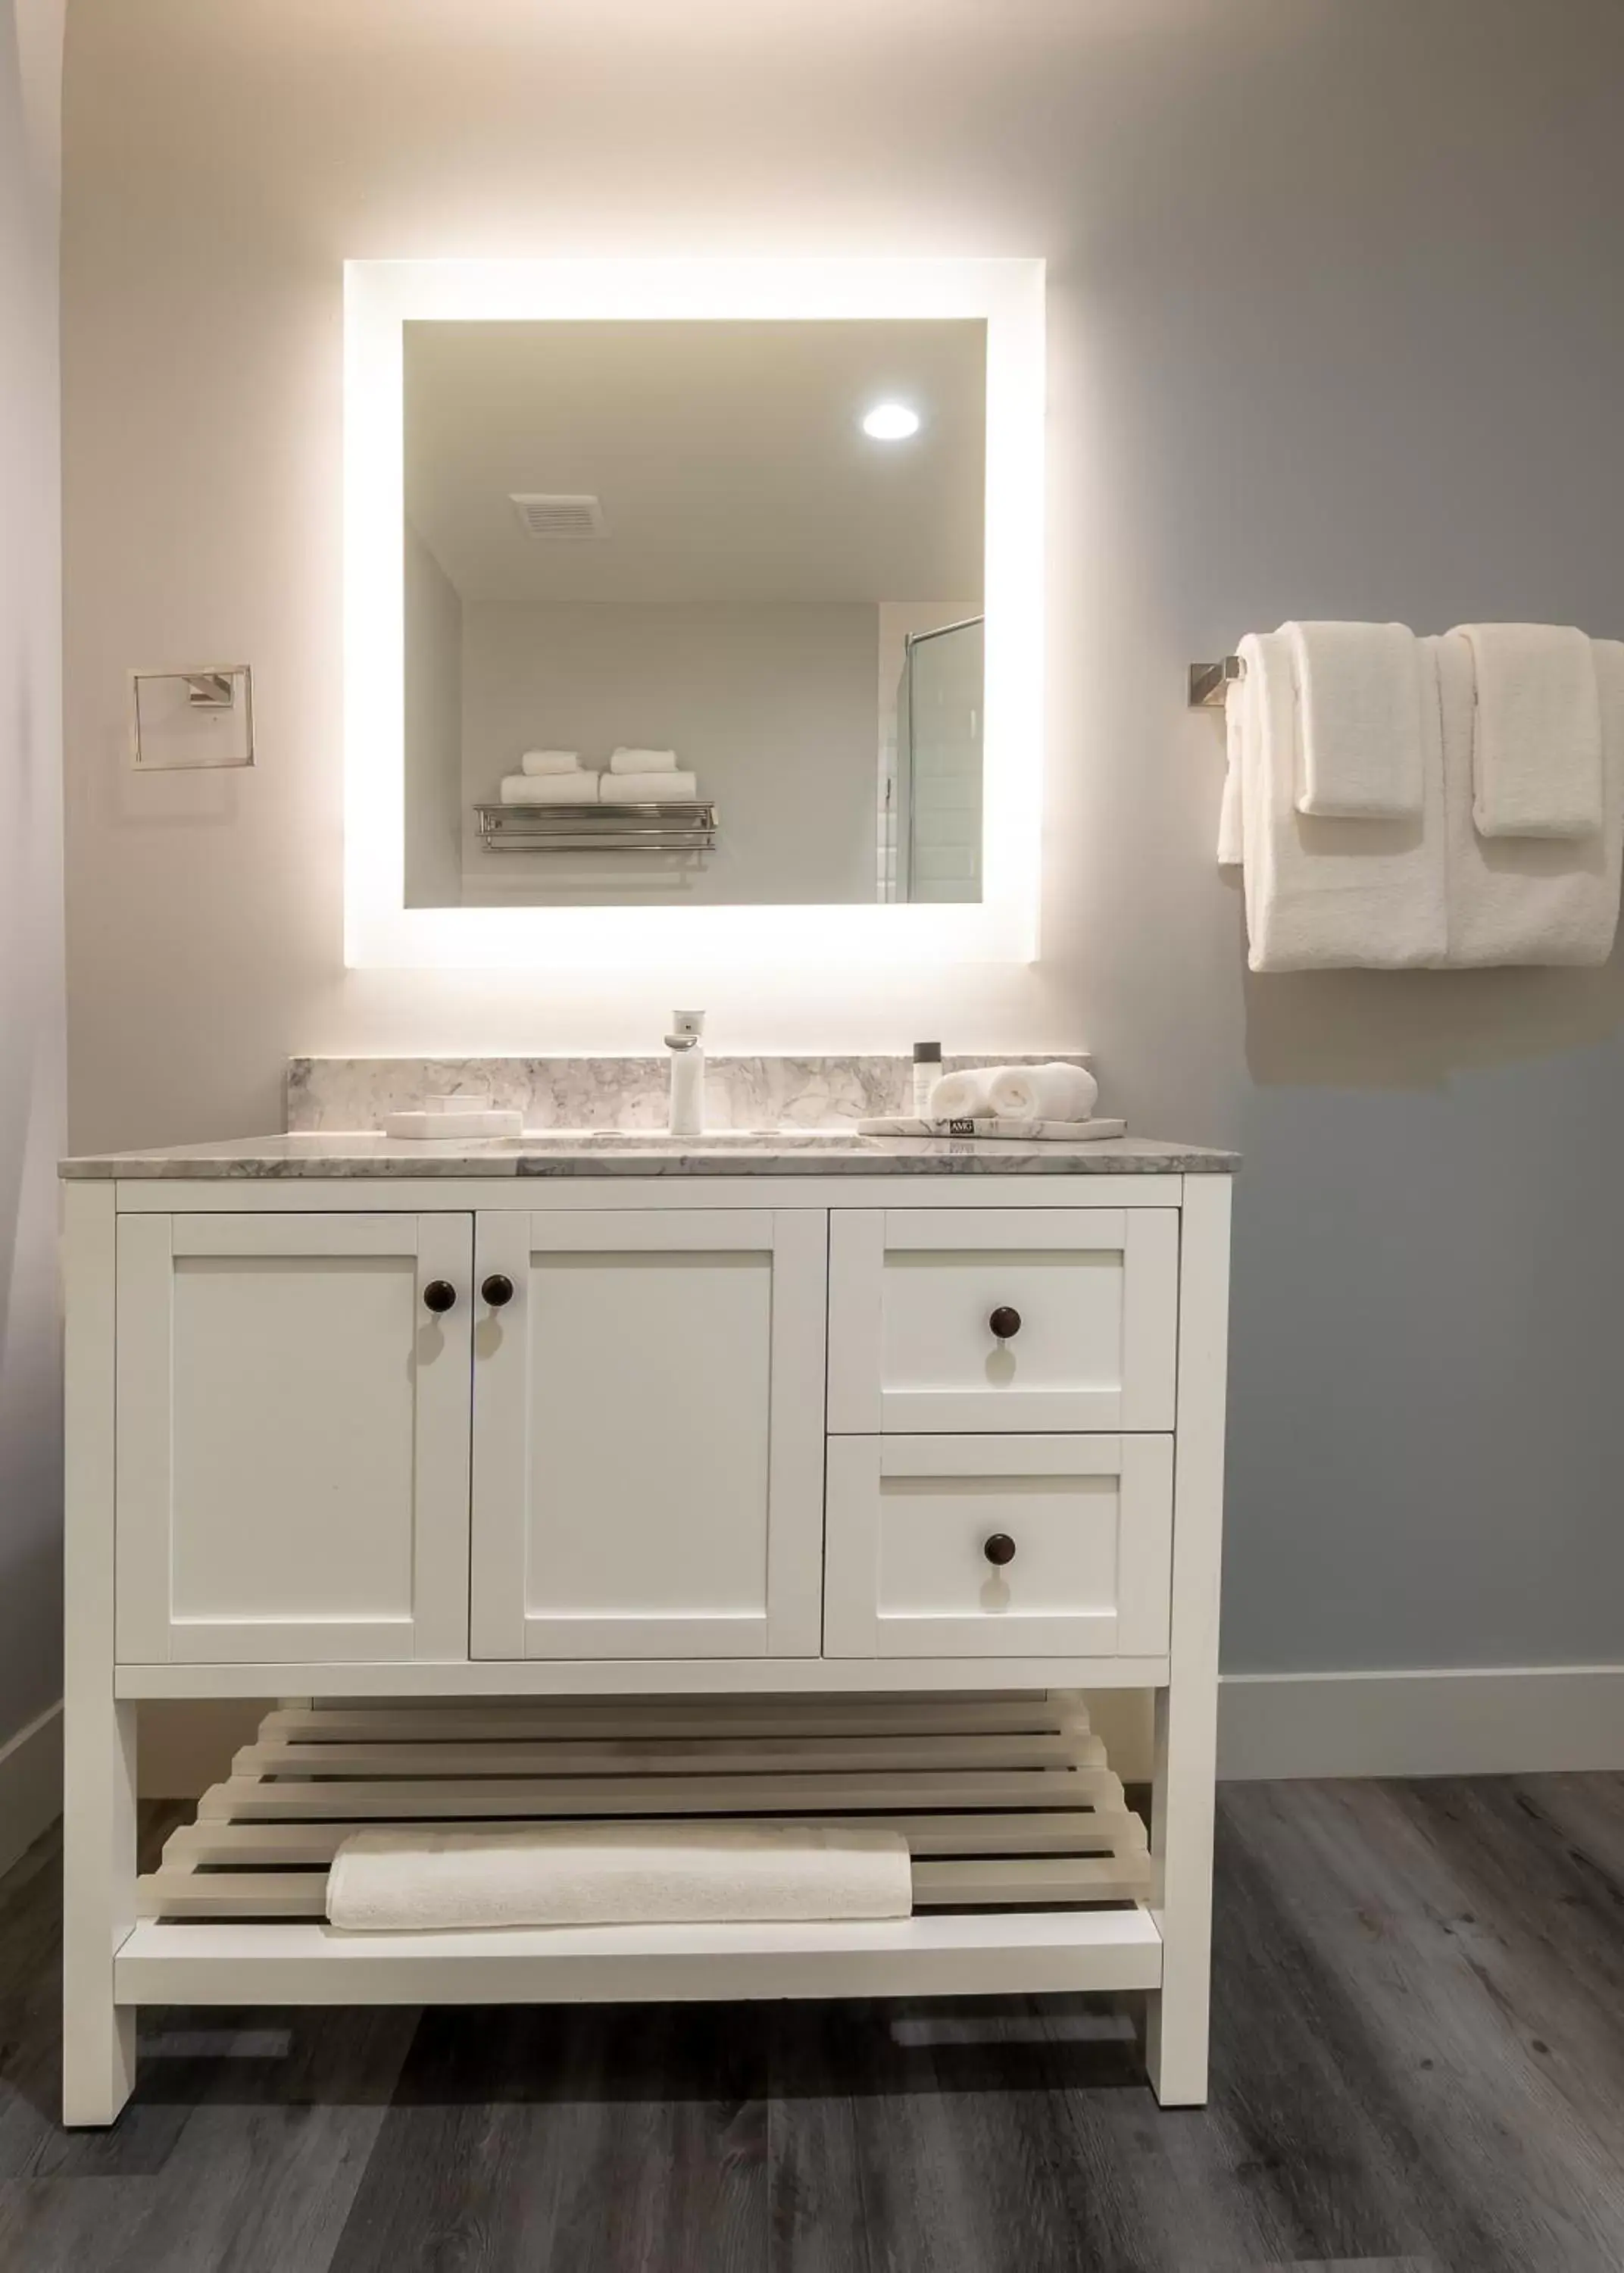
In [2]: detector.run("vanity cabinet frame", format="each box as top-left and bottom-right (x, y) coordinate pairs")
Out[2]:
(61, 1168), (1230, 2129)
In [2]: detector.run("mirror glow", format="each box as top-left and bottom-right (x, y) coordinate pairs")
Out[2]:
(343, 257), (1045, 971)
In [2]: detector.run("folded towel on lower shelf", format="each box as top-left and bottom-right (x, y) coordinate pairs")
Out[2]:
(1454, 622), (1603, 839)
(1435, 633), (1624, 965)
(985, 1063), (1099, 1122)
(326, 1821), (913, 1932)
(520, 749), (582, 777)
(499, 773), (601, 805)
(599, 770), (698, 804)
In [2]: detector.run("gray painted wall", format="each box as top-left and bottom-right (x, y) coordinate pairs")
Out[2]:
(0, 0), (65, 1752)
(61, 0), (1624, 1677)
(456, 601), (880, 907)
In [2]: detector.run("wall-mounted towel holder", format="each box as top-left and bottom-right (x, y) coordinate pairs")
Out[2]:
(1188, 656), (1245, 709)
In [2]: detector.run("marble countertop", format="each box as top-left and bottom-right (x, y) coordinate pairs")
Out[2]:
(59, 1130), (1238, 1180)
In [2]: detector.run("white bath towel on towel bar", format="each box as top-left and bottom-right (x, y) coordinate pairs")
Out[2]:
(1220, 628), (1447, 971)
(327, 1821), (913, 1933)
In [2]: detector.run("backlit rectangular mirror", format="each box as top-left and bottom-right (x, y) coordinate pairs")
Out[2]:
(404, 318), (986, 908)
(345, 259), (1042, 970)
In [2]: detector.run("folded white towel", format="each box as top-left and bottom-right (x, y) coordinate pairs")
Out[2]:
(520, 749), (582, 777)
(609, 747), (679, 774)
(985, 1063), (1100, 1122)
(1286, 621), (1426, 819)
(1435, 633), (1623, 966)
(929, 1068), (996, 1118)
(1454, 623), (1603, 839)
(499, 773), (601, 805)
(599, 770), (698, 804)
(1226, 628), (1447, 970)
(326, 1821), (912, 1933)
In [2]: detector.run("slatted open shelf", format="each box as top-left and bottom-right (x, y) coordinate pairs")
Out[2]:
(118, 1693), (1161, 2006)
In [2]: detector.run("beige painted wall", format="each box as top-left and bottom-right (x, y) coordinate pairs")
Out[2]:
(0, 0), (66, 1759)
(404, 519), (464, 908)
(61, 0), (1624, 1681)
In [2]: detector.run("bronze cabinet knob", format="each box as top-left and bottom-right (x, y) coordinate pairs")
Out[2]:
(481, 1274), (516, 1308)
(983, 1533), (1017, 1568)
(988, 1305), (1022, 1340)
(422, 1280), (458, 1315)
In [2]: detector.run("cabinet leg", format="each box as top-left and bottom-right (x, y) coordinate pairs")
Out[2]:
(61, 1695), (138, 2126)
(1144, 1685), (1215, 2107)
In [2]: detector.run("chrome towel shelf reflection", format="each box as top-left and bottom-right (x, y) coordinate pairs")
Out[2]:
(475, 799), (720, 855)
(1188, 656), (1245, 709)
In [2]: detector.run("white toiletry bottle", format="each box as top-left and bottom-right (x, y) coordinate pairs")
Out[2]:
(667, 1009), (706, 1136)
(913, 1041), (942, 1119)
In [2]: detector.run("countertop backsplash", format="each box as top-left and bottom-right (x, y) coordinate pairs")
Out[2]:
(285, 1055), (1093, 1135)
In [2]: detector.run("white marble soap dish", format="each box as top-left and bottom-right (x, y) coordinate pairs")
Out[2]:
(856, 1115), (1126, 1142)
(383, 1100), (524, 1141)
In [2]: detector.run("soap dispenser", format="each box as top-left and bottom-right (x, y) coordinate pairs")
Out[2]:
(666, 1009), (706, 1136)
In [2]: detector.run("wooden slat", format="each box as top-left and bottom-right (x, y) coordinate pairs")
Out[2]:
(137, 1848), (1151, 1920)
(232, 1731), (1104, 1779)
(261, 1698), (1090, 1743)
(198, 1765), (1128, 1821)
(115, 1909), (1166, 2006)
(164, 1807), (1148, 1871)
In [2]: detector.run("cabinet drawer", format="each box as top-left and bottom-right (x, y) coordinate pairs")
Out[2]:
(828, 1208), (1178, 1434)
(823, 1434), (1173, 1659)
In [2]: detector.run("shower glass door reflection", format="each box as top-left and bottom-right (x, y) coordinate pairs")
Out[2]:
(898, 615), (984, 904)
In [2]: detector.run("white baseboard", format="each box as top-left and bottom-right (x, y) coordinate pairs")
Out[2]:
(1218, 1665), (1624, 1780)
(0, 1699), (64, 1877)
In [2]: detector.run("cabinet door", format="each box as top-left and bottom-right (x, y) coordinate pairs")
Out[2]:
(823, 1434), (1174, 1659)
(828, 1207), (1179, 1434)
(470, 1209), (826, 1659)
(116, 1213), (472, 1664)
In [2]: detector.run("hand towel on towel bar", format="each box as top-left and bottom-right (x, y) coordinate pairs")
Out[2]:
(499, 774), (601, 805)
(1285, 621), (1426, 819)
(985, 1063), (1100, 1122)
(1433, 633), (1623, 965)
(1453, 624), (1603, 839)
(599, 770), (698, 804)
(609, 746), (680, 774)
(1222, 629), (1447, 970)
(520, 749), (582, 777)
(326, 1821), (913, 1932)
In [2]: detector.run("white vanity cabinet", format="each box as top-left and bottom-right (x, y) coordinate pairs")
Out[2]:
(61, 1147), (1233, 2132)
(113, 1212), (473, 1665)
(469, 1208), (826, 1661)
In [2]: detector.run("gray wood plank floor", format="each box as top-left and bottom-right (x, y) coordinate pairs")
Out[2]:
(2, 1777), (1622, 2271)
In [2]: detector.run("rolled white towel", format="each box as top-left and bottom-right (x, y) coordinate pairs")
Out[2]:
(609, 746), (679, 774)
(599, 770), (698, 804)
(986, 1063), (1100, 1122)
(929, 1068), (996, 1118)
(327, 1821), (912, 1932)
(520, 749), (582, 777)
(499, 773), (601, 805)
